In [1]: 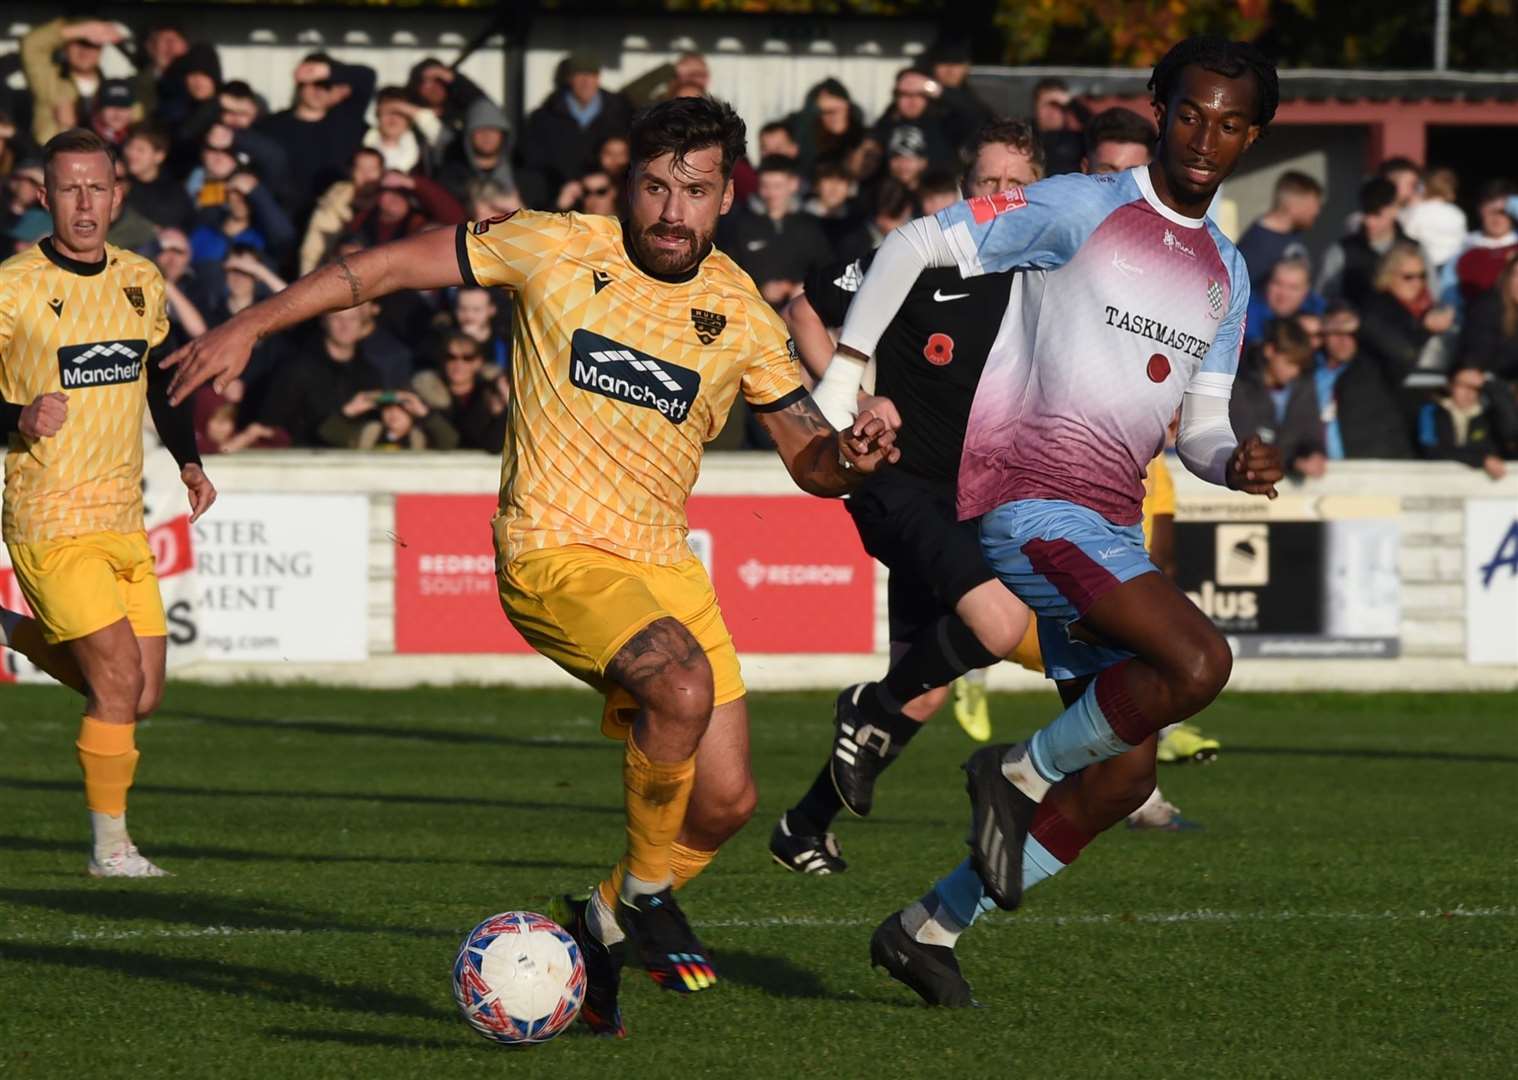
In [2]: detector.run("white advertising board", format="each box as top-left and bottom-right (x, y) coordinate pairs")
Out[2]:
(1465, 499), (1518, 665)
(194, 494), (369, 662)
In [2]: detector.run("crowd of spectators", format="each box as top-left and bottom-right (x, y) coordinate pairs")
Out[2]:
(1, 15), (1515, 472)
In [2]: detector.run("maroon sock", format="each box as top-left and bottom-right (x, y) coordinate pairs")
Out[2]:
(1029, 800), (1095, 865)
(1094, 660), (1155, 745)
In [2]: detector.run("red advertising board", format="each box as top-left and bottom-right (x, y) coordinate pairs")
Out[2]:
(392, 494), (874, 655)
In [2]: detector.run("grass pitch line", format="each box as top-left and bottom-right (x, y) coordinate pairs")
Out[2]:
(10, 906), (1510, 946)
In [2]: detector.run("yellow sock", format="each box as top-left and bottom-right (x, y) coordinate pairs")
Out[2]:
(670, 842), (716, 890)
(75, 717), (139, 816)
(597, 734), (696, 906)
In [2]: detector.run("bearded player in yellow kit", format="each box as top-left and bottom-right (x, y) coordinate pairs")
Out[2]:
(163, 97), (898, 1037)
(0, 129), (216, 877)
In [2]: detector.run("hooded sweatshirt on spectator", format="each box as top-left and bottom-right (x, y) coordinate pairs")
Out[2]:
(438, 98), (516, 206)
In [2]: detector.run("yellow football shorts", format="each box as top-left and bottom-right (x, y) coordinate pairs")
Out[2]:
(497, 544), (744, 739)
(1009, 617), (1044, 673)
(6, 530), (166, 644)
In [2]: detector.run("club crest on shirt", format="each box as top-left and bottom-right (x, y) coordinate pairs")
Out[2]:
(691, 308), (726, 345)
(123, 286), (145, 317)
(1206, 278), (1224, 318)
(968, 188), (1027, 225)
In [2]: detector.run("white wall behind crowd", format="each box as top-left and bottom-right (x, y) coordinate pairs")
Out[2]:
(1, 7), (930, 151)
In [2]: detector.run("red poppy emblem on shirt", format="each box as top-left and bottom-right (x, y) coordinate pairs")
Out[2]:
(967, 188), (1028, 224)
(924, 333), (955, 366)
(1147, 353), (1171, 383)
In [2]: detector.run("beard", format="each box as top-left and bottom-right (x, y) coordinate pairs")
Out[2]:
(630, 220), (714, 276)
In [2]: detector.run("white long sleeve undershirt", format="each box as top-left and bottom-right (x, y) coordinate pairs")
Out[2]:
(1175, 390), (1237, 487)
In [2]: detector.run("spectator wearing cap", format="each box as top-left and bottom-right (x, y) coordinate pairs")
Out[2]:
(438, 96), (519, 211)
(1245, 255), (1326, 346)
(1312, 303), (1412, 460)
(924, 38), (994, 151)
(1230, 317), (1327, 478)
(867, 69), (955, 176)
(348, 170), (466, 248)
(364, 86), (443, 175)
(729, 155), (834, 307)
(1418, 366), (1513, 480)
(90, 79), (142, 146)
(122, 124), (194, 229)
(21, 16), (124, 143)
(1319, 177), (1421, 309)
(787, 79), (867, 183)
(257, 52), (377, 218)
(189, 167), (296, 265)
(885, 125), (931, 192)
(406, 58), (490, 170)
(411, 332), (509, 453)
(1237, 171), (1323, 290)
(300, 148), (385, 275)
(1452, 182), (1518, 306)
(521, 53), (633, 204)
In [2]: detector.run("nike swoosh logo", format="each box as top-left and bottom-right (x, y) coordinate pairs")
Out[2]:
(933, 289), (969, 302)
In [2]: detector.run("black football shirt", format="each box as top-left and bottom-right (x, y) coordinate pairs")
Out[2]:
(804, 252), (1015, 486)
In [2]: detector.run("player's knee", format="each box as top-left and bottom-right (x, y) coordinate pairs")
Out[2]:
(645, 656), (715, 733)
(689, 777), (756, 843)
(903, 685), (950, 721)
(1172, 634), (1232, 715)
(93, 657), (145, 714)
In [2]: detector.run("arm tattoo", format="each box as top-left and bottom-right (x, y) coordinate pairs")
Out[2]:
(335, 256), (364, 307)
(758, 393), (857, 496)
(606, 617), (707, 696)
(777, 394), (834, 437)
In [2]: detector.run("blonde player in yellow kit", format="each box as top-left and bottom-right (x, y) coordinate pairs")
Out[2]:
(0, 129), (216, 877)
(163, 97), (898, 1037)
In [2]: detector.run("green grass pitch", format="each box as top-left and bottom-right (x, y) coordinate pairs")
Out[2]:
(2, 684), (1515, 1079)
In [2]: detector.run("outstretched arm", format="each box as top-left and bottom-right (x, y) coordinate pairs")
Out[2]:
(162, 226), (464, 403)
(755, 394), (898, 497)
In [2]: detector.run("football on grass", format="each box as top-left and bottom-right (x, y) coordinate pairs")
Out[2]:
(452, 911), (585, 1045)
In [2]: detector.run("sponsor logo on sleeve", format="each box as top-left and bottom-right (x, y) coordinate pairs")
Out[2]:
(967, 188), (1027, 224)
(471, 211), (517, 235)
(569, 329), (701, 424)
(56, 339), (147, 389)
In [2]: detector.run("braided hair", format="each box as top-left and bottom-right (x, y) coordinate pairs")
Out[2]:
(1147, 36), (1279, 130)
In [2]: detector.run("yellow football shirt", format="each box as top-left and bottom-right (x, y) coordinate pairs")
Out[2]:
(1140, 452), (1176, 548)
(0, 240), (169, 543)
(459, 211), (806, 564)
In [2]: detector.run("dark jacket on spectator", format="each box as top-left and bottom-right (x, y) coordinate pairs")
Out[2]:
(259, 344), (384, 447)
(1325, 356), (1414, 459)
(520, 88), (633, 201)
(1356, 290), (1435, 398)
(256, 62), (377, 215)
(437, 97), (517, 208)
(728, 209), (833, 288)
(1417, 395), (1502, 467)
(1230, 352), (1325, 470)
(125, 174), (195, 230)
(412, 368), (507, 452)
(1460, 289), (1518, 382)
(405, 58), (490, 167)
(1329, 225), (1410, 310)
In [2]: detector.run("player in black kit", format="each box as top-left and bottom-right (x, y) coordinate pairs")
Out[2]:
(770, 120), (1045, 875)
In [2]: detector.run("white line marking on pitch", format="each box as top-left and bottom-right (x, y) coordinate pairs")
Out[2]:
(6, 906), (1511, 946)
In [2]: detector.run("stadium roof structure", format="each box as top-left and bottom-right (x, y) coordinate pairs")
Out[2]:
(969, 66), (1518, 164)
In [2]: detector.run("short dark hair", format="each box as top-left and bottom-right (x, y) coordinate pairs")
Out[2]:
(1359, 176), (1398, 216)
(1477, 179), (1514, 206)
(376, 86), (411, 107)
(756, 154), (798, 178)
(1378, 156), (1421, 180)
(759, 120), (795, 142)
(1148, 36), (1278, 129)
(1082, 107), (1156, 158)
(966, 117), (1045, 180)
(435, 330), (483, 365)
(1274, 170), (1323, 201)
(221, 80), (256, 101)
(42, 128), (115, 185)
(124, 122), (170, 155)
(352, 147), (384, 169)
(918, 166), (960, 199)
(629, 96), (747, 180)
(1262, 315), (1313, 358)
(872, 178), (918, 223)
(813, 155), (852, 183)
(1032, 76), (1069, 100)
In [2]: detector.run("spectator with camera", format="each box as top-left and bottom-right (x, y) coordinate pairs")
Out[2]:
(322, 390), (460, 451)
(1231, 317), (1327, 478)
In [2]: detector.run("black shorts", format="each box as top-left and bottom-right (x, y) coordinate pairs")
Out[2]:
(845, 470), (996, 645)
